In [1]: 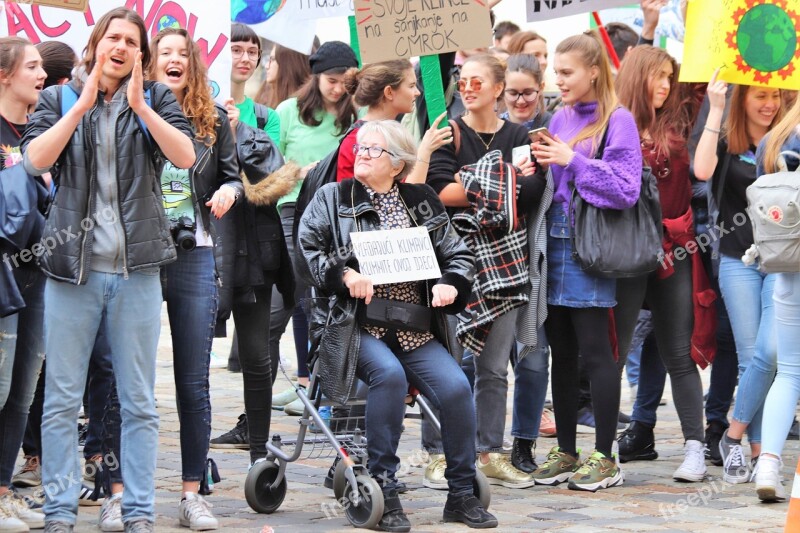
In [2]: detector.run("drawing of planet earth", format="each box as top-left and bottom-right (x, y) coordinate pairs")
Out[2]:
(737, 3), (797, 72)
(232, 0), (286, 24)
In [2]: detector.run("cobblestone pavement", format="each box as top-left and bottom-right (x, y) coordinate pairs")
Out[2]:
(18, 309), (795, 532)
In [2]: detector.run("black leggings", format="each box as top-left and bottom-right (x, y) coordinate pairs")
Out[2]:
(232, 282), (274, 463)
(545, 305), (620, 457)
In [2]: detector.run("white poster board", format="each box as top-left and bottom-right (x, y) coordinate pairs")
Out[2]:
(1, 0), (231, 102)
(526, 0), (634, 22)
(231, 0), (317, 54)
(350, 226), (441, 286)
(295, 0), (353, 20)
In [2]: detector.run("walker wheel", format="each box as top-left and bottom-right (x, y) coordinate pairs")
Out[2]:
(343, 474), (384, 529)
(332, 457), (348, 500)
(474, 469), (491, 510)
(244, 460), (287, 514)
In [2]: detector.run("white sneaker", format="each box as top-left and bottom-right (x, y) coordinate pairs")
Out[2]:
(208, 351), (227, 369)
(0, 492), (43, 529)
(755, 455), (786, 502)
(0, 493), (28, 533)
(98, 493), (124, 532)
(178, 493), (218, 531)
(673, 440), (707, 482)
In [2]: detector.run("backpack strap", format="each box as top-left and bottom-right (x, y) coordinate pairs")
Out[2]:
(253, 103), (270, 131)
(777, 150), (800, 172)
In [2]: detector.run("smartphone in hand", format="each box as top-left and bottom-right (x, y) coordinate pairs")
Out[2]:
(512, 145), (532, 165)
(529, 127), (552, 144)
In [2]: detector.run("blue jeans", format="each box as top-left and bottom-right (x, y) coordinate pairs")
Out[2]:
(631, 331), (667, 427)
(356, 332), (476, 495)
(42, 271), (161, 525)
(511, 331), (549, 440)
(163, 248), (217, 480)
(0, 269), (45, 486)
(719, 255), (777, 443)
(761, 273), (800, 458)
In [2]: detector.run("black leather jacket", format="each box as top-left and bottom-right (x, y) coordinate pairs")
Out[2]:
(190, 105), (243, 333)
(297, 179), (474, 403)
(20, 80), (193, 284)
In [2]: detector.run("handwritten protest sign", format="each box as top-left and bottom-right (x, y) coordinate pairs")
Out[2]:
(350, 227), (441, 285)
(680, 0), (800, 89)
(1, 0), (231, 101)
(296, 0), (354, 20)
(10, 0), (89, 12)
(526, 0), (634, 22)
(353, 0), (492, 64)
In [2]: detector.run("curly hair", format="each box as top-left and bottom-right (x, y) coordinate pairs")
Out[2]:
(147, 28), (217, 146)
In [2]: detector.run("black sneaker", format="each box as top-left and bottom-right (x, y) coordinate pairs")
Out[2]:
(789, 418), (799, 441)
(443, 493), (498, 529)
(210, 413), (249, 449)
(511, 438), (537, 473)
(704, 420), (727, 466)
(77, 423), (88, 452)
(378, 489), (410, 532)
(617, 421), (658, 463)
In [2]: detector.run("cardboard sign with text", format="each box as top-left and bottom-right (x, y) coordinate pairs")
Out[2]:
(11, 0), (89, 12)
(350, 226), (441, 285)
(354, 0), (492, 64)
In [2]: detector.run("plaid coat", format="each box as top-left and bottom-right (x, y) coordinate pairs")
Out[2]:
(451, 150), (529, 353)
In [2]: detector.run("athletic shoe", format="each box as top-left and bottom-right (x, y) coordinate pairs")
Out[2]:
(77, 423), (88, 452)
(282, 397), (305, 416)
(719, 429), (749, 483)
(442, 493), (498, 529)
(673, 440), (707, 482)
(271, 386), (302, 410)
(423, 454), (447, 490)
(704, 420), (726, 466)
(208, 351), (227, 370)
(78, 483), (103, 507)
(567, 450), (623, 492)
(532, 446), (581, 486)
(98, 493), (123, 532)
(123, 519), (153, 533)
(0, 490), (44, 529)
(11, 456), (41, 488)
(617, 421), (658, 463)
(539, 409), (557, 438)
(476, 453), (536, 489)
(178, 493), (218, 531)
(209, 414), (248, 449)
(576, 406), (626, 433)
(754, 455), (786, 502)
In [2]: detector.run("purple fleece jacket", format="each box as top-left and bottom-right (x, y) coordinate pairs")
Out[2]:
(549, 101), (642, 209)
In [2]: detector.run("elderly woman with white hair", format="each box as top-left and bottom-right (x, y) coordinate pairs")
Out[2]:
(297, 120), (497, 531)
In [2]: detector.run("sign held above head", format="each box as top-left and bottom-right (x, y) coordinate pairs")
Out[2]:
(353, 0), (492, 64)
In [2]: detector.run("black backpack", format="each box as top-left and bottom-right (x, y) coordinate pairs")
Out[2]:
(292, 122), (360, 247)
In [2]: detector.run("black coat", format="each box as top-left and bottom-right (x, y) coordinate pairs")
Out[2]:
(297, 178), (475, 404)
(20, 80), (193, 284)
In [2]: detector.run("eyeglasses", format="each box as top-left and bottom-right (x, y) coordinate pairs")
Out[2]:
(504, 89), (540, 103)
(231, 46), (260, 62)
(353, 144), (395, 159)
(267, 55), (276, 67)
(457, 77), (483, 93)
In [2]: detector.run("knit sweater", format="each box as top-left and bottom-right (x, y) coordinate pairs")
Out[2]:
(549, 101), (642, 210)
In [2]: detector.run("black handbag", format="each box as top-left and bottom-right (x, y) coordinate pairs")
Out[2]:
(569, 124), (664, 278)
(357, 297), (432, 333)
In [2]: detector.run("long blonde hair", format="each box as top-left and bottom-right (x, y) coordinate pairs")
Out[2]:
(556, 31), (617, 151)
(761, 95), (800, 174)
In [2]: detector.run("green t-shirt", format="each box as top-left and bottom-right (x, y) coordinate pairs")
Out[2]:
(237, 96), (280, 145)
(275, 97), (344, 208)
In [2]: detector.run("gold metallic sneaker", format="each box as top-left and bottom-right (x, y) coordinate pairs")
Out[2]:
(476, 453), (536, 489)
(423, 454), (448, 490)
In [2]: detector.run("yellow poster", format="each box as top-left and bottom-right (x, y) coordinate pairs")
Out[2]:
(680, 0), (800, 89)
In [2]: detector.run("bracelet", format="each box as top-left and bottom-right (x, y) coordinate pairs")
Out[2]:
(416, 157), (430, 164)
(704, 125), (721, 134)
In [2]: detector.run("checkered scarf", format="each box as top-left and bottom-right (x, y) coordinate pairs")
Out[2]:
(451, 150), (529, 354)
